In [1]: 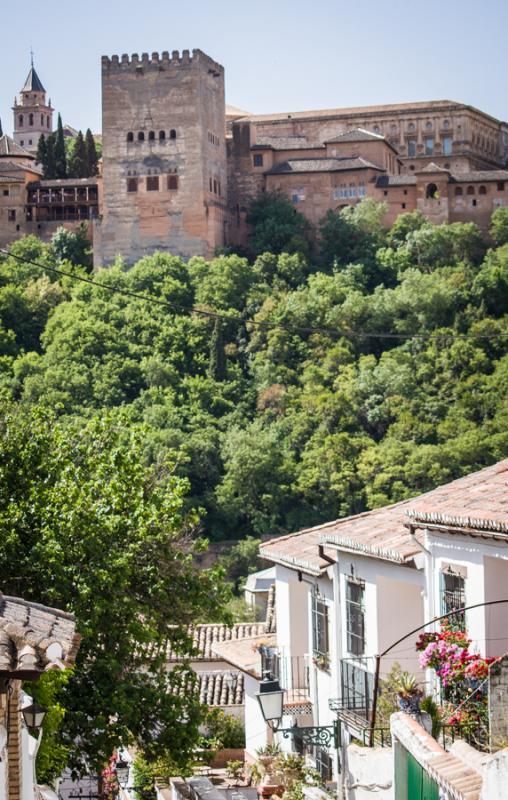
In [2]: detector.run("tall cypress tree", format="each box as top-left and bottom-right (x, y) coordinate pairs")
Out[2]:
(36, 133), (47, 169)
(208, 318), (226, 381)
(70, 131), (87, 178)
(54, 113), (67, 179)
(44, 133), (56, 179)
(85, 129), (99, 177)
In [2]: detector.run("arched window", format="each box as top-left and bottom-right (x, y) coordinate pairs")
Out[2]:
(466, 185), (475, 195)
(18, 114), (23, 127)
(443, 119), (450, 128)
(138, 131), (145, 141)
(479, 185), (487, 195)
(426, 183), (438, 199)
(426, 120), (433, 129)
(29, 113), (34, 126)
(408, 122), (415, 132)
(454, 186), (463, 196)
(159, 130), (165, 141)
(167, 175), (178, 190)
(127, 132), (134, 142)
(148, 131), (155, 141)
(41, 114), (44, 125)
(169, 129), (176, 140)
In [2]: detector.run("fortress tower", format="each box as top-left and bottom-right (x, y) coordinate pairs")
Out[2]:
(12, 61), (53, 153)
(95, 49), (227, 265)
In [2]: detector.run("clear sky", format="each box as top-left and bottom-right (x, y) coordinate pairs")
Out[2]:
(1, 0), (507, 137)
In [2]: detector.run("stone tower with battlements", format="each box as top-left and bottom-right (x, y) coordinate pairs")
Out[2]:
(12, 62), (53, 154)
(95, 48), (227, 265)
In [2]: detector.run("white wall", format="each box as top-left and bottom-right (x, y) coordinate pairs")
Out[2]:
(275, 565), (310, 659)
(426, 531), (508, 657)
(244, 674), (269, 758)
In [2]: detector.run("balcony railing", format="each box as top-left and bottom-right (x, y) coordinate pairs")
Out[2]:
(335, 657), (375, 722)
(260, 650), (310, 704)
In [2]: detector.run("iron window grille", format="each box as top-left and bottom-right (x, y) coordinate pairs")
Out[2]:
(314, 748), (333, 781)
(346, 579), (365, 657)
(440, 568), (466, 630)
(312, 589), (329, 657)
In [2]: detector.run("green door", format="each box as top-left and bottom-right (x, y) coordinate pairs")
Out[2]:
(406, 752), (440, 800)
(407, 752), (423, 798)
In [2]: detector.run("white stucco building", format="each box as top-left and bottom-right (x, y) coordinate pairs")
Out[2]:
(217, 459), (508, 791)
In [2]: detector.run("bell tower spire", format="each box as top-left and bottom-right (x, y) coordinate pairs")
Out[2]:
(12, 57), (53, 154)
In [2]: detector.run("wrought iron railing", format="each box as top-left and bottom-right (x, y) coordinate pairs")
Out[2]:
(260, 650), (310, 702)
(338, 658), (375, 721)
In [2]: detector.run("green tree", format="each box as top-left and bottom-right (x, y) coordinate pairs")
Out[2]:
(54, 113), (67, 179)
(0, 404), (230, 774)
(246, 191), (312, 258)
(490, 206), (508, 246)
(85, 128), (99, 176)
(35, 133), (47, 170)
(44, 133), (57, 179)
(69, 130), (87, 178)
(51, 224), (93, 271)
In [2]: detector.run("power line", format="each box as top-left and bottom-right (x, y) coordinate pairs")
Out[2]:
(2, 246), (508, 342)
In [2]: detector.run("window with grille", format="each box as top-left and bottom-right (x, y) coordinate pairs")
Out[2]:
(346, 580), (365, 656)
(167, 175), (178, 190)
(312, 589), (329, 657)
(253, 154), (263, 167)
(440, 568), (466, 629)
(146, 176), (159, 191)
(315, 748), (333, 781)
(127, 178), (138, 193)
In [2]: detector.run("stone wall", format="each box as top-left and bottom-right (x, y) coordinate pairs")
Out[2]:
(96, 49), (227, 266)
(488, 653), (508, 751)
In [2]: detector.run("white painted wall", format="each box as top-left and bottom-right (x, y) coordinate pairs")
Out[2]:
(426, 531), (508, 658)
(244, 674), (269, 758)
(345, 745), (393, 800)
(275, 565), (310, 659)
(20, 692), (39, 800)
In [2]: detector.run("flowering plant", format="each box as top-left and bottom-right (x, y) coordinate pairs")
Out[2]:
(415, 620), (495, 742)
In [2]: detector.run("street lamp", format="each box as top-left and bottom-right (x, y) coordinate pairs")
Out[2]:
(21, 703), (47, 732)
(256, 672), (285, 731)
(255, 672), (338, 749)
(115, 760), (130, 788)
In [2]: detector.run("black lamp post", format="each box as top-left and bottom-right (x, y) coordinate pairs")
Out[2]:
(21, 702), (47, 732)
(255, 672), (339, 749)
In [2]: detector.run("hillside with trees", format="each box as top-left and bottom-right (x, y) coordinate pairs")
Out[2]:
(1, 199), (507, 542)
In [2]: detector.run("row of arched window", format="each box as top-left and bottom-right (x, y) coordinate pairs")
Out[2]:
(455, 185), (487, 196)
(127, 130), (176, 143)
(18, 113), (50, 128)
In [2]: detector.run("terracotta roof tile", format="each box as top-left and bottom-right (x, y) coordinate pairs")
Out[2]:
(0, 594), (81, 677)
(266, 157), (384, 175)
(0, 136), (33, 159)
(325, 128), (386, 144)
(261, 460), (508, 571)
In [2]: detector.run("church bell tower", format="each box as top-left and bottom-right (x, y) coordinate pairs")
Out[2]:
(12, 57), (53, 153)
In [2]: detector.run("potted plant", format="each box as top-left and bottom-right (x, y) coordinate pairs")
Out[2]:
(312, 653), (330, 672)
(395, 672), (423, 715)
(255, 743), (283, 796)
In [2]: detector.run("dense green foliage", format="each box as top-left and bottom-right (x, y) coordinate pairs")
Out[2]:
(0, 402), (229, 775)
(1, 204), (508, 545)
(2, 199), (508, 776)
(37, 125), (100, 179)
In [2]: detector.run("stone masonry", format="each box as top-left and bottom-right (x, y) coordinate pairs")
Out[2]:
(95, 49), (227, 266)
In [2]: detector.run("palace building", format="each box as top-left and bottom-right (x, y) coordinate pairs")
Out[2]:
(1, 53), (508, 261)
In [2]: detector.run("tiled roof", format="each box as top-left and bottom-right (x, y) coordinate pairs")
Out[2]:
(261, 460), (508, 571)
(21, 66), (45, 93)
(238, 100), (470, 123)
(376, 174), (417, 186)
(450, 170), (508, 182)
(0, 160), (42, 176)
(197, 670), (244, 706)
(0, 136), (34, 159)
(416, 162), (450, 173)
(253, 136), (312, 151)
(211, 634), (277, 678)
(325, 128), (385, 144)
(266, 157), (384, 175)
(167, 584), (276, 662)
(0, 594), (81, 678)
(0, 175), (24, 184)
